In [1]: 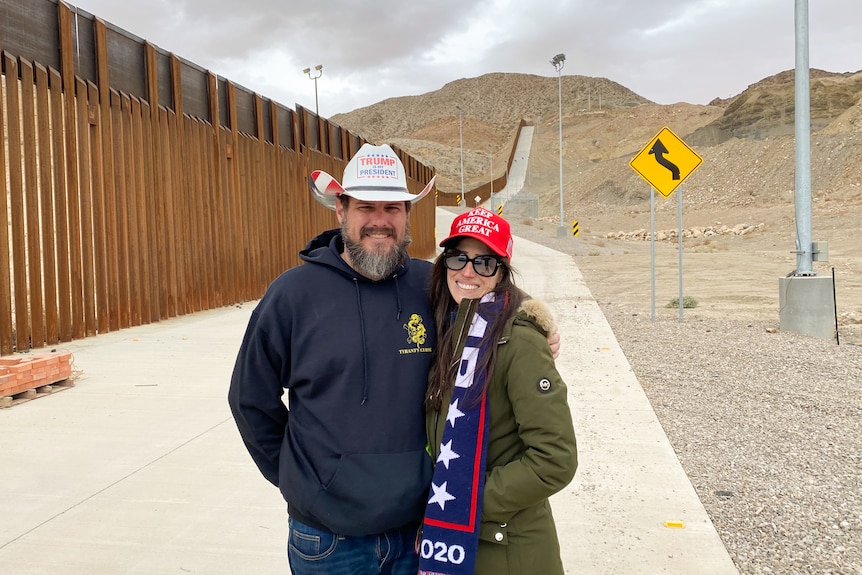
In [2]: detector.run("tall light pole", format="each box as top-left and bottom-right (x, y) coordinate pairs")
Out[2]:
(456, 104), (465, 207)
(302, 64), (323, 115)
(551, 53), (566, 235)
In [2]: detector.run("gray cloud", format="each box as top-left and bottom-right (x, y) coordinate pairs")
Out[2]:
(70, 0), (862, 116)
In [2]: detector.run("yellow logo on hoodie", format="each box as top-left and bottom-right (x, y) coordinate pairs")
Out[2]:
(400, 314), (432, 354)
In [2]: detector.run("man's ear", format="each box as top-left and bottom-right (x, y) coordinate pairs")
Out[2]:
(335, 196), (346, 223)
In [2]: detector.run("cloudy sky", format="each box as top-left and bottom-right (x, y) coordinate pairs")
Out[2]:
(69, 0), (861, 118)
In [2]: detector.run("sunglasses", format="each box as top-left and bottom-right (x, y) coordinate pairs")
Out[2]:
(442, 250), (502, 277)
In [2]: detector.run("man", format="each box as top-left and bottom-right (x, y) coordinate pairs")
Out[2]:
(229, 143), (558, 574)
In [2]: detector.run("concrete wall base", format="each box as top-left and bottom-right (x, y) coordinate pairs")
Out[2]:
(778, 275), (836, 341)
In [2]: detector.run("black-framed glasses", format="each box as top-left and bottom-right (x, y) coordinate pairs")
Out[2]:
(442, 250), (502, 277)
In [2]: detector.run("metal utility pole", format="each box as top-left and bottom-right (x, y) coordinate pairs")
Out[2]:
(794, 0), (813, 276)
(778, 0), (836, 341)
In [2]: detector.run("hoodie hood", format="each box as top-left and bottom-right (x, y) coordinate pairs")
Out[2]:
(299, 228), (351, 273)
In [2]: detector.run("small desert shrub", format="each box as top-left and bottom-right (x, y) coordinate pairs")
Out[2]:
(588, 250), (601, 256)
(666, 296), (699, 309)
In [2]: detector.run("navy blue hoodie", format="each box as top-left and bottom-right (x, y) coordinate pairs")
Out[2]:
(228, 229), (435, 536)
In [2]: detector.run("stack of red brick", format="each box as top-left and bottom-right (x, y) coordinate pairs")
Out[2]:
(0, 352), (74, 398)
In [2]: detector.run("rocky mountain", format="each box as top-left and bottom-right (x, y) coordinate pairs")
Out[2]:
(330, 69), (862, 239)
(692, 69), (862, 144)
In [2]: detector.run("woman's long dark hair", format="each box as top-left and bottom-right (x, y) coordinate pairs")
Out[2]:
(425, 248), (524, 411)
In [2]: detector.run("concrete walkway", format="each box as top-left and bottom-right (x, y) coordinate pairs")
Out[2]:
(0, 209), (738, 574)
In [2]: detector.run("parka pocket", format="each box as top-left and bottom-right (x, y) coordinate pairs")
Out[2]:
(479, 521), (509, 545)
(478, 522), (511, 575)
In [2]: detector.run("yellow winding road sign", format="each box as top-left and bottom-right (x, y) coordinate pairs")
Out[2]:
(629, 126), (703, 198)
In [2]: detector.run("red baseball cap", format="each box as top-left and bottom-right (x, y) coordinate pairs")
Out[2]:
(440, 207), (513, 259)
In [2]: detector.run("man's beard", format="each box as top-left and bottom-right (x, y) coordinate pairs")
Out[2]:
(342, 224), (412, 281)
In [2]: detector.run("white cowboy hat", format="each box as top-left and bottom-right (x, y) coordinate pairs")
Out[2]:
(309, 143), (436, 210)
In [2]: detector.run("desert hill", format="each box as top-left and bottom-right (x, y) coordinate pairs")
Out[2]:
(331, 69), (862, 238)
(332, 73), (652, 196)
(692, 69), (862, 144)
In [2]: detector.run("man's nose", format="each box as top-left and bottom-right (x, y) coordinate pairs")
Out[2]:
(368, 205), (390, 224)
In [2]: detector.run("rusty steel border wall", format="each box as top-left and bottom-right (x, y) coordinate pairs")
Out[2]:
(0, 0), (436, 354)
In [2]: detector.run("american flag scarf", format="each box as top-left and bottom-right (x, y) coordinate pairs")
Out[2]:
(419, 293), (503, 575)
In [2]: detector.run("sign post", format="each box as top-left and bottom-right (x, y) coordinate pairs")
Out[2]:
(629, 126), (703, 322)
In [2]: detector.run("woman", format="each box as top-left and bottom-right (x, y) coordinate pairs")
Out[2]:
(419, 208), (578, 575)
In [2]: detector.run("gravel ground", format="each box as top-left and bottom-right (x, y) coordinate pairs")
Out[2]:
(507, 219), (862, 575)
(598, 311), (861, 575)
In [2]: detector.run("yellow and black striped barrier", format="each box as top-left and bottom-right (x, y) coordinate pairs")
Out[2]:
(572, 220), (579, 237)
(497, 205), (503, 215)
(456, 194), (462, 206)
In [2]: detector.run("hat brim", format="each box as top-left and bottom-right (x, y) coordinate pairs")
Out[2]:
(439, 232), (511, 259)
(345, 175), (436, 204)
(309, 170), (344, 210)
(309, 172), (436, 211)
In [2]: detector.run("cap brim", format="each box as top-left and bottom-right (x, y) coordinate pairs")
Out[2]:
(439, 232), (510, 258)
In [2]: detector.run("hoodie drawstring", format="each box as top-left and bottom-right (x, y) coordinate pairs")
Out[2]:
(352, 278), (370, 405)
(353, 274), (406, 406)
(393, 274), (403, 321)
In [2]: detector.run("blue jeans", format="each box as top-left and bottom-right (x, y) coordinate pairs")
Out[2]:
(287, 518), (420, 575)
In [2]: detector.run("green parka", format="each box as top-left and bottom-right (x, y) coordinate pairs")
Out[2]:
(425, 299), (578, 575)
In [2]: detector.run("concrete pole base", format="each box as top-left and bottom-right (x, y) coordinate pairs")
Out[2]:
(778, 275), (836, 341)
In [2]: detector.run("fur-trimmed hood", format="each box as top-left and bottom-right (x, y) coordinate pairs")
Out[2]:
(519, 298), (557, 336)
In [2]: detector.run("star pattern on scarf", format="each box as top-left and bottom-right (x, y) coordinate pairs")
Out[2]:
(428, 481), (456, 511)
(446, 398), (465, 427)
(436, 439), (461, 469)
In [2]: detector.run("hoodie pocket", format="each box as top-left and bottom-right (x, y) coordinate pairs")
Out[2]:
(309, 450), (432, 536)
